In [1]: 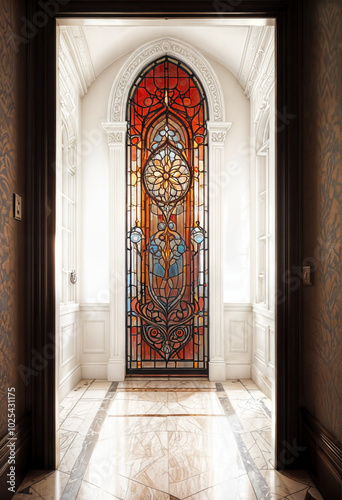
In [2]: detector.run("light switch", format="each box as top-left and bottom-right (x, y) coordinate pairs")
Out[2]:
(13, 193), (22, 221)
(302, 266), (312, 286)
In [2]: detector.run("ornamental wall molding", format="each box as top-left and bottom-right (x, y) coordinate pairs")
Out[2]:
(59, 26), (95, 96)
(68, 136), (76, 150)
(59, 49), (77, 119)
(207, 121), (232, 144)
(255, 105), (270, 151)
(244, 48), (265, 99)
(107, 132), (124, 144)
(107, 38), (225, 123)
(238, 26), (274, 100)
(238, 26), (264, 91)
(253, 67), (275, 125)
(102, 123), (127, 145)
(211, 132), (227, 142)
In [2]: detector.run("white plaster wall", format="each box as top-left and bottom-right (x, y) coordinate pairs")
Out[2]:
(80, 48), (250, 307)
(79, 59), (122, 303)
(210, 61), (250, 304)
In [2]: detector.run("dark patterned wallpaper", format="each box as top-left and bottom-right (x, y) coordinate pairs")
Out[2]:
(302, 0), (342, 442)
(0, 0), (27, 438)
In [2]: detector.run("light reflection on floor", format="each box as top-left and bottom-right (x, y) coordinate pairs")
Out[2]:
(14, 379), (324, 500)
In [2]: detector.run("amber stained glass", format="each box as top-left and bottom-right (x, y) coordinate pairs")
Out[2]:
(126, 56), (209, 373)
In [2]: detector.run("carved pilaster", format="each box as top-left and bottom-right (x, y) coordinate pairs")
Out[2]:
(102, 122), (127, 381)
(207, 121), (232, 381)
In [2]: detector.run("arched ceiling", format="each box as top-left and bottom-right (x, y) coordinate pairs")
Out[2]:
(58, 20), (274, 96)
(81, 25), (249, 78)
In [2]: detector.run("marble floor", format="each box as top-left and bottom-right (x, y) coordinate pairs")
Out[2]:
(13, 379), (324, 500)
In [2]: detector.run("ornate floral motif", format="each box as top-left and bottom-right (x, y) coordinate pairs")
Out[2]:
(143, 146), (191, 205)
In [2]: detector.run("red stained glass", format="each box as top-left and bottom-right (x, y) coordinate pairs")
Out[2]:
(126, 56), (209, 373)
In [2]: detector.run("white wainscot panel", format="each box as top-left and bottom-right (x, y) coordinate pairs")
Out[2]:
(61, 322), (76, 366)
(254, 320), (267, 364)
(80, 304), (110, 380)
(251, 309), (275, 399)
(268, 327), (275, 369)
(224, 304), (252, 379)
(83, 320), (106, 353)
(59, 308), (81, 402)
(230, 320), (248, 352)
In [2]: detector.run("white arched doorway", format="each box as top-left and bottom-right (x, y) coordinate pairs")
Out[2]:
(102, 38), (232, 381)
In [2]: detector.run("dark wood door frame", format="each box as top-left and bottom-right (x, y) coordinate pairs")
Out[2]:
(27, 0), (302, 469)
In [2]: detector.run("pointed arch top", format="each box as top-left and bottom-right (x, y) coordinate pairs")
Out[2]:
(107, 37), (225, 122)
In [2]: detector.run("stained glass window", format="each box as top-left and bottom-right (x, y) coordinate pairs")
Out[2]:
(126, 56), (209, 374)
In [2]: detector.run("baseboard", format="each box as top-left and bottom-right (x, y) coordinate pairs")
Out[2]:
(251, 364), (272, 398)
(209, 361), (226, 381)
(82, 362), (108, 379)
(59, 364), (82, 401)
(107, 359), (126, 381)
(301, 408), (342, 500)
(0, 415), (31, 500)
(226, 363), (251, 379)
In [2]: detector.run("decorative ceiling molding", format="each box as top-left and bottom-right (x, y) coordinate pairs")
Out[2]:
(256, 105), (270, 151)
(238, 26), (264, 90)
(253, 60), (275, 125)
(238, 26), (275, 100)
(107, 38), (226, 123)
(59, 26), (95, 96)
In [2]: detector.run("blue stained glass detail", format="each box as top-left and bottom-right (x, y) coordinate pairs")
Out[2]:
(169, 262), (180, 277)
(153, 262), (165, 278)
(130, 226), (144, 243)
(150, 243), (162, 257)
(191, 224), (205, 245)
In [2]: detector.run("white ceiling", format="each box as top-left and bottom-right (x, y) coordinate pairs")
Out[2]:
(59, 19), (275, 95)
(81, 25), (249, 79)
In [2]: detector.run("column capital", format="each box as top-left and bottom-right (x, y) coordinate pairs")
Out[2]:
(207, 121), (232, 145)
(102, 122), (127, 146)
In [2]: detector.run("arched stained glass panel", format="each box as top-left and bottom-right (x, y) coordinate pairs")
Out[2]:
(126, 56), (209, 374)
